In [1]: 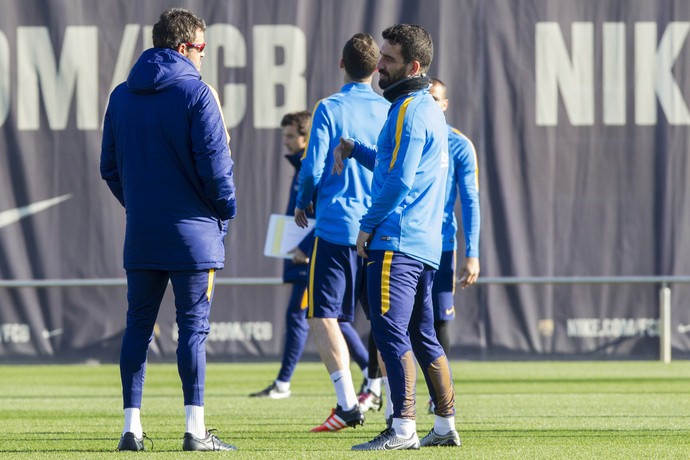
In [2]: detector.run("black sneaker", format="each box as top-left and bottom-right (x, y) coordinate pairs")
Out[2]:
(310, 404), (365, 432)
(182, 430), (237, 451)
(249, 382), (291, 399)
(117, 432), (145, 451)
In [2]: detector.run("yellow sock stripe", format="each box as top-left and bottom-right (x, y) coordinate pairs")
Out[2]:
(381, 251), (394, 315)
(206, 269), (215, 302)
(389, 96), (414, 171)
(308, 238), (319, 317)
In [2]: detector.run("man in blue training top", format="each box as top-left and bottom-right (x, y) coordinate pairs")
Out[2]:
(100, 7), (237, 452)
(429, 78), (480, 358)
(334, 24), (462, 450)
(250, 111), (369, 400)
(294, 33), (389, 432)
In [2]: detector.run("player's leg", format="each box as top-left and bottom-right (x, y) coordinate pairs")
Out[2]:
(170, 269), (236, 451)
(431, 250), (456, 356)
(278, 282), (309, 385)
(339, 321), (368, 375)
(353, 264), (383, 411)
(118, 269), (168, 450)
(429, 250), (455, 413)
(353, 250), (422, 450)
(308, 238), (363, 431)
(409, 266), (461, 447)
(251, 282), (308, 398)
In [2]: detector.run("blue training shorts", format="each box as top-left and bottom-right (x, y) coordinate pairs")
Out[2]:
(307, 237), (366, 322)
(431, 250), (456, 321)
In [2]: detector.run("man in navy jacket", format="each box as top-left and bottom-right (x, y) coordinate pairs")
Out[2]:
(100, 8), (236, 452)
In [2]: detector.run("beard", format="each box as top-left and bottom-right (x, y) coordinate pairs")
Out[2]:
(378, 67), (407, 89)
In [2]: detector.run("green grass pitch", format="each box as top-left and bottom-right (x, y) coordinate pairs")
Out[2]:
(0, 360), (689, 459)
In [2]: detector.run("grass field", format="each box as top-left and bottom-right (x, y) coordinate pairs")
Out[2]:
(0, 360), (689, 459)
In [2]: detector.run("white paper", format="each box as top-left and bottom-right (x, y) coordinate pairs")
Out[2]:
(263, 214), (315, 259)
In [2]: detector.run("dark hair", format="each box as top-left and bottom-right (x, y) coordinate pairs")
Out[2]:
(382, 24), (433, 73)
(152, 8), (206, 50)
(342, 33), (380, 81)
(281, 111), (311, 136)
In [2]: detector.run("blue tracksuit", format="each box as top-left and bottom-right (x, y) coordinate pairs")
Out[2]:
(432, 126), (481, 321)
(100, 47), (236, 409)
(442, 126), (480, 255)
(353, 83), (454, 420)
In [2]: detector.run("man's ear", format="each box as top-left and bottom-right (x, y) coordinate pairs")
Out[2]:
(408, 60), (421, 77)
(176, 43), (187, 55)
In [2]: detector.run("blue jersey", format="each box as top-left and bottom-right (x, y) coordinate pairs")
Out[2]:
(296, 82), (389, 246)
(353, 88), (448, 269)
(442, 126), (480, 255)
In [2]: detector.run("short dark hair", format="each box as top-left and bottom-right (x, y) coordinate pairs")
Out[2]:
(382, 24), (434, 74)
(152, 8), (206, 50)
(342, 33), (380, 81)
(280, 111), (311, 136)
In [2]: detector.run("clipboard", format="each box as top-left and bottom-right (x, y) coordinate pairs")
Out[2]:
(263, 214), (315, 259)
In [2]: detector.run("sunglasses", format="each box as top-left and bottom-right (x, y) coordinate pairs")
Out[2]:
(183, 42), (206, 53)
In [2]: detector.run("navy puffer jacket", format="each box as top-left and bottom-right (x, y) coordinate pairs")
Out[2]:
(101, 48), (236, 271)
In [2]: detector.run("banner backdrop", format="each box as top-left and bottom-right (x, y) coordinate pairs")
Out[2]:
(1, 0), (689, 361)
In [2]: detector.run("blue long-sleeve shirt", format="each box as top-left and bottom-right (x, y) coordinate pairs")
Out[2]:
(442, 126), (480, 256)
(296, 82), (389, 246)
(352, 88), (448, 269)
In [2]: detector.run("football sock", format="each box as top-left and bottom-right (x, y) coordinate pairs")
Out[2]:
(392, 417), (416, 438)
(123, 407), (142, 438)
(383, 377), (393, 420)
(434, 415), (456, 434)
(185, 405), (206, 438)
(330, 369), (358, 411)
(368, 377), (382, 396)
(275, 379), (290, 392)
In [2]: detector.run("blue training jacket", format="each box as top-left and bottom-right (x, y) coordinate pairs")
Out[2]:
(101, 48), (236, 271)
(352, 87), (448, 269)
(296, 82), (389, 246)
(283, 150), (315, 283)
(442, 125), (480, 255)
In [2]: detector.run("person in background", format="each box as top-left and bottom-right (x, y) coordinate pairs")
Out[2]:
(427, 77), (480, 412)
(250, 111), (369, 400)
(294, 33), (389, 432)
(100, 7), (237, 452)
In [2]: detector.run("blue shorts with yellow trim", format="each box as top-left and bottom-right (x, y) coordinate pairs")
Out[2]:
(431, 250), (456, 321)
(307, 237), (367, 322)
